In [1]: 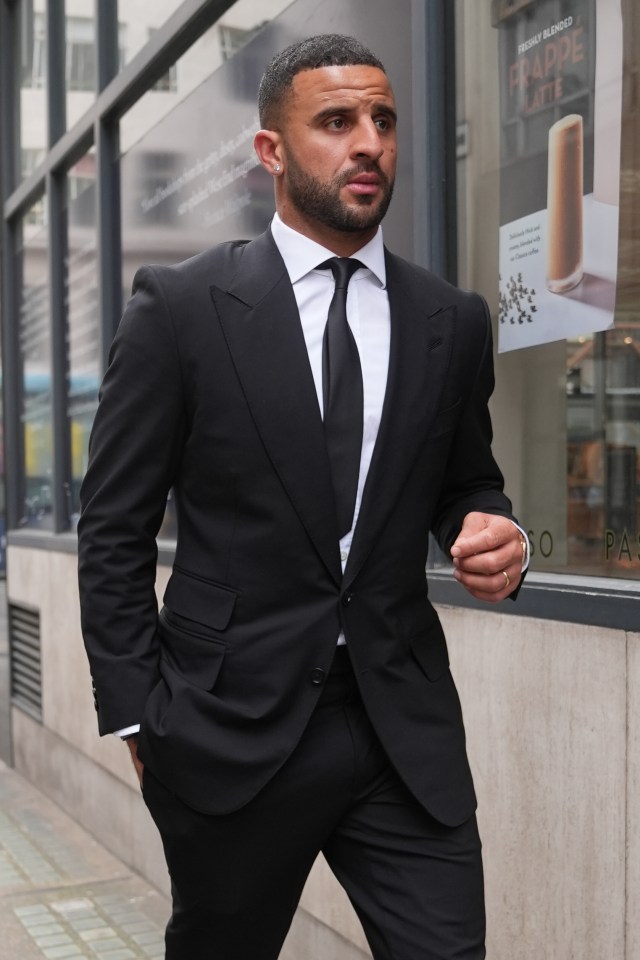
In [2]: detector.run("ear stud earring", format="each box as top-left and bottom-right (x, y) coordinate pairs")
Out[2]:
(274, 164), (281, 173)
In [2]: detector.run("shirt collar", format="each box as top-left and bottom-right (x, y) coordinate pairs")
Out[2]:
(271, 212), (387, 289)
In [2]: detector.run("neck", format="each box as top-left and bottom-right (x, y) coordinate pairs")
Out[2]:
(277, 204), (377, 257)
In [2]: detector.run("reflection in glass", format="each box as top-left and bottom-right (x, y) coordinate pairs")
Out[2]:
(454, 0), (639, 579)
(119, 0), (185, 66)
(119, 0), (295, 155)
(20, 0), (48, 181)
(65, 3), (97, 132)
(65, 153), (99, 527)
(17, 201), (53, 530)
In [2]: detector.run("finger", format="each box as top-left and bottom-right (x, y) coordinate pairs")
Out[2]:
(454, 565), (521, 598)
(454, 541), (522, 576)
(452, 522), (517, 559)
(461, 583), (513, 603)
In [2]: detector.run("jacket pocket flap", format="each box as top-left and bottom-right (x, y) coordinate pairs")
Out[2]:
(163, 568), (237, 631)
(410, 629), (450, 681)
(159, 611), (226, 691)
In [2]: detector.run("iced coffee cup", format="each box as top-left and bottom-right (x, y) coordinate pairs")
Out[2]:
(546, 114), (584, 293)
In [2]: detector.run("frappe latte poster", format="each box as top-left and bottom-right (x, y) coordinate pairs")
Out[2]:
(497, 0), (623, 352)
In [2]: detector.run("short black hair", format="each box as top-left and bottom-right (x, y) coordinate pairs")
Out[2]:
(258, 34), (385, 128)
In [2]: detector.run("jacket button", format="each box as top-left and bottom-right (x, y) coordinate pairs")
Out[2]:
(310, 667), (326, 685)
(341, 592), (353, 607)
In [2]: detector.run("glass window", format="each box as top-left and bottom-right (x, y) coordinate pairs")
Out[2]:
(66, 14), (96, 92)
(148, 28), (178, 92)
(21, 5), (99, 140)
(21, 8), (46, 89)
(17, 199), (53, 530)
(118, 0), (185, 66)
(65, 152), (99, 528)
(19, 1), (47, 179)
(65, 4), (100, 132)
(218, 21), (267, 61)
(119, 0), (295, 155)
(21, 152), (47, 223)
(455, 0), (639, 579)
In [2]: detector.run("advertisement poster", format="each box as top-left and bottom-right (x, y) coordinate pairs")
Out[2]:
(497, 0), (623, 352)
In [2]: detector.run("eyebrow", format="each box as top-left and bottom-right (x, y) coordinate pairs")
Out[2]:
(311, 103), (398, 125)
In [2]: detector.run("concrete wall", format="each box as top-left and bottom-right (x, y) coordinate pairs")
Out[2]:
(441, 605), (630, 959)
(6, 544), (637, 958)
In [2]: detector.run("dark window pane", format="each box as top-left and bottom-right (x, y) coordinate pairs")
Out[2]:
(17, 205), (53, 530)
(65, 154), (99, 527)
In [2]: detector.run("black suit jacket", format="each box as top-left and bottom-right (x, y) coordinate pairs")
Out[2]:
(78, 228), (516, 826)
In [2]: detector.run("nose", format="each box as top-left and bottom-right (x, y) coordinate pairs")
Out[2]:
(351, 118), (384, 161)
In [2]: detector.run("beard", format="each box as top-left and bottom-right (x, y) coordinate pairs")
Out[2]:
(284, 154), (395, 234)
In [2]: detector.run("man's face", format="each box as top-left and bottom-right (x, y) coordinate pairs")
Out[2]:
(276, 65), (397, 250)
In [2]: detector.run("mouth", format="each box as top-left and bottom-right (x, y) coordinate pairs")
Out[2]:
(345, 174), (382, 196)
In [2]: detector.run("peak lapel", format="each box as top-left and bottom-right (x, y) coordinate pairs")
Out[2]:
(343, 254), (457, 587)
(211, 231), (342, 585)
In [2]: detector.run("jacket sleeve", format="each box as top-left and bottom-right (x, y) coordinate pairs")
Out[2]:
(430, 296), (517, 555)
(77, 265), (187, 735)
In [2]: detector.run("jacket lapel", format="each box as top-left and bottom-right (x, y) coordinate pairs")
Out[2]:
(343, 252), (456, 587)
(211, 230), (342, 585)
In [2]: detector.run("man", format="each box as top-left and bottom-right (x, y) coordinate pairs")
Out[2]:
(78, 34), (526, 960)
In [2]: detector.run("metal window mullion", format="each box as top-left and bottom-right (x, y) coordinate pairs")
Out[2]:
(1, 216), (24, 530)
(47, 171), (71, 532)
(1, 0), (20, 198)
(95, 117), (121, 373)
(1, 0), (24, 531)
(94, 0), (121, 372)
(95, 0), (118, 92)
(46, 0), (66, 147)
(412, 0), (458, 281)
(46, 0), (69, 531)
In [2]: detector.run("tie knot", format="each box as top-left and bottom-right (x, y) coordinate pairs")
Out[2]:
(319, 257), (363, 290)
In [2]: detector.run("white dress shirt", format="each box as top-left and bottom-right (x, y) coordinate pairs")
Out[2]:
(270, 213), (390, 578)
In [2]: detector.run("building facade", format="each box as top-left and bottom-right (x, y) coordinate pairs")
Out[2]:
(0, 1), (639, 956)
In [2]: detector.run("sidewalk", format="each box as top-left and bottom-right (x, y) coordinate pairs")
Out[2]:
(0, 760), (170, 960)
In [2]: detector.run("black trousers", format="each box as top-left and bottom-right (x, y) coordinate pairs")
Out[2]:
(142, 647), (486, 960)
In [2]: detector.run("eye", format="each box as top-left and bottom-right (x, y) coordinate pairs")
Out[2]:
(375, 115), (394, 132)
(326, 116), (347, 130)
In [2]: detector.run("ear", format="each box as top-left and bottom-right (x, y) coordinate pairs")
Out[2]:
(254, 130), (284, 176)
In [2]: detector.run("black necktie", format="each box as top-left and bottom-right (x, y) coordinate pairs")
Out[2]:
(320, 257), (364, 538)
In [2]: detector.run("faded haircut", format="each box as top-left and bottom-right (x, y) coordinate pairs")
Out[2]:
(258, 34), (385, 129)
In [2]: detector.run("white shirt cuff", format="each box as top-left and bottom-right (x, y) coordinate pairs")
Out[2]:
(114, 724), (140, 739)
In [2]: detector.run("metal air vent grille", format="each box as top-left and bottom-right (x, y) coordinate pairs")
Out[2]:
(9, 604), (42, 719)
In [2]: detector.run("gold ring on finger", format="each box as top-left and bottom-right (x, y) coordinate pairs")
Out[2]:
(502, 570), (510, 588)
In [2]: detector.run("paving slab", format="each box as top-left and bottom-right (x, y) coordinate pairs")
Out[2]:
(0, 760), (169, 960)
